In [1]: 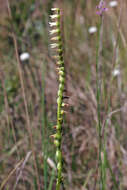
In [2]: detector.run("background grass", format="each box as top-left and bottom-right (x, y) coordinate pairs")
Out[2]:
(0, 0), (127, 189)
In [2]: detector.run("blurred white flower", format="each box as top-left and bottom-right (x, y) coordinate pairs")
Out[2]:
(51, 8), (59, 11)
(20, 52), (30, 61)
(112, 69), (120, 76)
(49, 22), (58, 27)
(50, 14), (59, 19)
(49, 29), (59, 35)
(50, 43), (59, 49)
(109, 1), (118, 7)
(79, 16), (84, 24)
(88, 26), (97, 34)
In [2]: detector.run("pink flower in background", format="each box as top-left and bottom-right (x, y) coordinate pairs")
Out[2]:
(96, 1), (108, 16)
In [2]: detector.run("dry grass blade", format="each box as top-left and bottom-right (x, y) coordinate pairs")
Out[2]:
(0, 159), (24, 190)
(13, 151), (32, 189)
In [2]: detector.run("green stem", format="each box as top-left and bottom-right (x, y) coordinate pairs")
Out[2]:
(41, 60), (48, 190)
(96, 15), (104, 190)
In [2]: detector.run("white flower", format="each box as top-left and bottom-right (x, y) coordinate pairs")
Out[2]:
(20, 52), (30, 61)
(49, 22), (58, 27)
(109, 1), (118, 7)
(51, 8), (59, 11)
(88, 26), (97, 34)
(50, 43), (59, 49)
(50, 14), (60, 19)
(51, 36), (60, 41)
(112, 69), (120, 76)
(49, 29), (60, 35)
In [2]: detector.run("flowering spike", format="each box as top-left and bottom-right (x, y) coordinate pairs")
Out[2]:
(96, 0), (108, 16)
(49, 8), (68, 190)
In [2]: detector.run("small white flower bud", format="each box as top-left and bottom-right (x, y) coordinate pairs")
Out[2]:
(50, 43), (59, 49)
(109, 1), (118, 7)
(51, 8), (59, 11)
(51, 36), (61, 41)
(50, 14), (60, 19)
(49, 29), (60, 35)
(112, 69), (120, 76)
(20, 52), (30, 61)
(49, 22), (59, 27)
(88, 26), (97, 34)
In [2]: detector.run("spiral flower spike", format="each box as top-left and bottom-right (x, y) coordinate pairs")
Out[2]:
(49, 8), (67, 190)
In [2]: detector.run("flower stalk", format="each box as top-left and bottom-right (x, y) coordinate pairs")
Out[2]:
(49, 8), (66, 190)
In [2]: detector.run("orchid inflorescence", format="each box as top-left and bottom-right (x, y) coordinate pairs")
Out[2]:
(49, 8), (68, 190)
